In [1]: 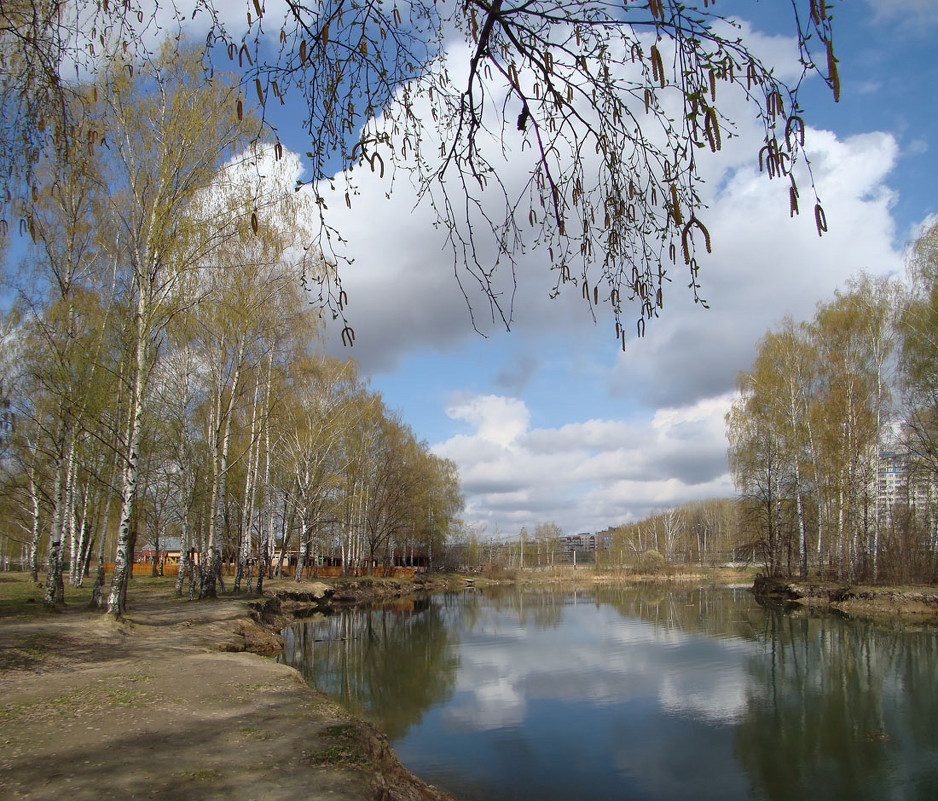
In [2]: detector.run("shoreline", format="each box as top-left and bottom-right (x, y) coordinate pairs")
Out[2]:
(0, 575), (458, 801)
(750, 574), (938, 623)
(3, 570), (936, 800)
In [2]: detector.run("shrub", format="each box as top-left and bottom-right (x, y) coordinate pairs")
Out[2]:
(636, 550), (666, 575)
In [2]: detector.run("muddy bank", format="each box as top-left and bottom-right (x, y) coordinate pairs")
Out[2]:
(247, 574), (477, 636)
(0, 577), (456, 801)
(752, 575), (938, 623)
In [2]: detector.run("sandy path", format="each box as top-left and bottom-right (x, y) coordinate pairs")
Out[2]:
(0, 584), (453, 801)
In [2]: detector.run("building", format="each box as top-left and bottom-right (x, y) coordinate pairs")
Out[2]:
(877, 450), (936, 524)
(559, 533), (596, 561)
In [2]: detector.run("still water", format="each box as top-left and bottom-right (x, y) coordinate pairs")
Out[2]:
(279, 585), (938, 801)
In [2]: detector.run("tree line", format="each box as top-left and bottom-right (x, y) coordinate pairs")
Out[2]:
(0, 45), (463, 616)
(442, 505), (741, 574)
(727, 222), (938, 584)
(600, 499), (741, 571)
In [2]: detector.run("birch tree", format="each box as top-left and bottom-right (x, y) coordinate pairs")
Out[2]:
(747, 321), (820, 578)
(813, 292), (882, 579)
(727, 382), (788, 575)
(279, 356), (358, 581)
(101, 46), (256, 616)
(729, 283), (900, 581)
(896, 222), (938, 581)
(190, 147), (317, 598)
(900, 221), (938, 477)
(409, 452), (464, 571)
(147, 342), (207, 596)
(4, 100), (122, 607)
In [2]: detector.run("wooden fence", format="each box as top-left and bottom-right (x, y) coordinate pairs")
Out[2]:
(102, 562), (418, 580)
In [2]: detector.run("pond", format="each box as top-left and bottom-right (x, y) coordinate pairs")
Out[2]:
(279, 584), (938, 801)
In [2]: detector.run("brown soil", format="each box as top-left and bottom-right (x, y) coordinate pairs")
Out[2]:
(0, 578), (455, 801)
(752, 575), (938, 624)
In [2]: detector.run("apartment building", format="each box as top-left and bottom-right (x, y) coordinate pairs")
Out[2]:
(877, 450), (936, 523)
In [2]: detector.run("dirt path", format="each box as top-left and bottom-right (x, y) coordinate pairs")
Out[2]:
(0, 582), (454, 801)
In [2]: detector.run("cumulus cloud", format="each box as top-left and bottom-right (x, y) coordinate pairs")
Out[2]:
(433, 393), (736, 532)
(425, 126), (901, 534)
(607, 128), (902, 408)
(304, 10), (906, 535)
(318, 17), (903, 369)
(446, 395), (531, 449)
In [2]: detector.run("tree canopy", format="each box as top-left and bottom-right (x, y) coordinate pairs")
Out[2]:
(0, 44), (464, 613)
(1, 1), (839, 344)
(726, 262), (938, 584)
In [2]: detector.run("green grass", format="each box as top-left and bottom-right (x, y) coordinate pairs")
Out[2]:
(311, 723), (371, 769)
(0, 571), (183, 616)
(0, 572), (95, 614)
(237, 726), (271, 741)
(175, 768), (221, 782)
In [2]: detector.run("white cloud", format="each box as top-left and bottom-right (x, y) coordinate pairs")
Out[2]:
(866, 0), (938, 25)
(307, 11), (907, 535)
(319, 18), (903, 373)
(433, 393), (735, 532)
(607, 127), (902, 408)
(445, 395), (530, 449)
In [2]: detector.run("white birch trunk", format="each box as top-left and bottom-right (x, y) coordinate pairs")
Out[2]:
(107, 296), (148, 617)
(27, 467), (42, 583)
(235, 377), (261, 592)
(73, 481), (91, 587)
(202, 349), (243, 598)
(256, 356), (274, 594)
(107, 284), (148, 617)
(65, 441), (79, 584)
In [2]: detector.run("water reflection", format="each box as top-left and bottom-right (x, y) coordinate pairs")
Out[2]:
(736, 611), (938, 801)
(280, 586), (938, 801)
(281, 595), (459, 739)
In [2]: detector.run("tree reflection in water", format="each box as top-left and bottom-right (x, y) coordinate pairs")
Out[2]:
(282, 596), (459, 738)
(281, 587), (938, 801)
(735, 609), (938, 801)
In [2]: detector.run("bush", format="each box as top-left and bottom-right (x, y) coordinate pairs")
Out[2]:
(635, 550), (666, 575)
(482, 564), (518, 581)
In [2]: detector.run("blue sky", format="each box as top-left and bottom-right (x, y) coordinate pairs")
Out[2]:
(303, 0), (938, 538)
(132, 2), (938, 537)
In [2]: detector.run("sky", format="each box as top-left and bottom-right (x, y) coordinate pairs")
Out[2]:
(292, 0), (938, 539)
(115, 1), (938, 538)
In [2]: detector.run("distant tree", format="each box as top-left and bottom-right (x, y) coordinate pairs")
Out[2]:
(897, 221), (938, 582)
(730, 322), (819, 578)
(279, 355), (359, 583)
(900, 221), (938, 477)
(533, 521), (562, 566)
(410, 453), (463, 570)
(812, 286), (890, 579)
(727, 375), (789, 576)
